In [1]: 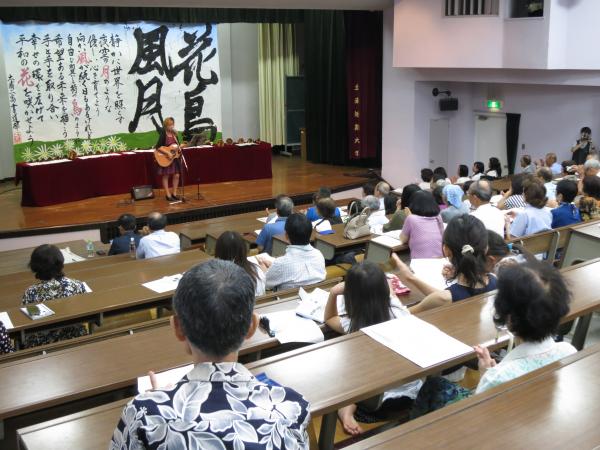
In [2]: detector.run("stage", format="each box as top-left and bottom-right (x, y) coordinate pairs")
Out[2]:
(0, 156), (369, 240)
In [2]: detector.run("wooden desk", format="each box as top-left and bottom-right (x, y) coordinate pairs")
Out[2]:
(347, 345), (600, 449)
(313, 224), (374, 260)
(0, 250), (210, 311)
(364, 238), (408, 264)
(11, 260), (599, 450)
(562, 221), (600, 267)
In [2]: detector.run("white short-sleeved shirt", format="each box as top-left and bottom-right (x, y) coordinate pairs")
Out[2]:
(470, 203), (505, 237)
(265, 244), (326, 291)
(136, 229), (181, 259)
(250, 261), (267, 297)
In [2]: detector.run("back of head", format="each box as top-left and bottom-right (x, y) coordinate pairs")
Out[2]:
(468, 179), (492, 203)
(118, 214), (137, 232)
(344, 261), (391, 332)
(420, 168), (433, 182)
(29, 244), (64, 281)
(375, 182), (390, 197)
(148, 212), (167, 231)
(316, 198), (337, 219)
(494, 261), (570, 342)
(583, 175), (600, 200)
(276, 196), (294, 217)
(521, 155), (532, 166)
(383, 194), (397, 215)
(173, 259), (255, 358)
(401, 184), (421, 209)
(363, 181), (376, 196)
(556, 179), (578, 203)
(433, 166), (448, 179)
(537, 167), (553, 183)
(431, 173), (448, 187)
(458, 164), (469, 178)
(462, 180), (474, 194)
(215, 231), (248, 265)
(442, 184), (464, 209)
(511, 173), (530, 195)
(317, 186), (332, 200)
(488, 157), (502, 177)
(361, 195), (380, 212)
(432, 186), (445, 206)
(584, 158), (600, 173)
(408, 190), (440, 217)
(486, 230), (509, 258)
(474, 161), (484, 174)
(443, 215), (488, 288)
(285, 213), (312, 245)
(523, 178), (547, 208)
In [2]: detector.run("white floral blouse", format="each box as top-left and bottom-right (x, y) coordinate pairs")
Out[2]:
(110, 362), (311, 450)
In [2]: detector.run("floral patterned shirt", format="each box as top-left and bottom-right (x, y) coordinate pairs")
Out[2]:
(22, 277), (86, 304)
(0, 321), (13, 354)
(110, 362), (311, 450)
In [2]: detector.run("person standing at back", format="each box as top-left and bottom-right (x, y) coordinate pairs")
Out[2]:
(136, 212), (180, 259)
(108, 214), (142, 255)
(571, 126), (596, 165)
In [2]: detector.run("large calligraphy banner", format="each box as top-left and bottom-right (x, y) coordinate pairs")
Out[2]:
(2, 22), (221, 162)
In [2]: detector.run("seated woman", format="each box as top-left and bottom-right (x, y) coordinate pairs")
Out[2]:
(411, 260), (576, 418)
(497, 173), (531, 210)
(324, 261), (420, 435)
(578, 175), (600, 222)
(508, 178), (552, 238)
(395, 215), (496, 313)
(383, 194), (398, 216)
(383, 184), (421, 232)
(552, 179), (582, 228)
(485, 230), (527, 273)
(432, 186), (447, 210)
(306, 186), (341, 221)
(399, 191), (444, 259)
(455, 164), (471, 185)
(315, 198), (343, 226)
(215, 231), (266, 297)
(22, 244), (88, 347)
(485, 157), (502, 178)
(0, 320), (13, 355)
(441, 184), (469, 223)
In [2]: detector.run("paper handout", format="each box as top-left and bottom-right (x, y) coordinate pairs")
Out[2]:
(264, 310), (324, 344)
(142, 274), (183, 293)
(409, 258), (450, 291)
(0, 312), (14, 329)
(137, 364), (194, 393)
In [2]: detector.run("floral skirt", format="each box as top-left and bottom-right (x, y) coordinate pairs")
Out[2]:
(157, 158), (181, 176)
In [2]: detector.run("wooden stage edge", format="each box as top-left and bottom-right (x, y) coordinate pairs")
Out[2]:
(1, 156), (372, 241)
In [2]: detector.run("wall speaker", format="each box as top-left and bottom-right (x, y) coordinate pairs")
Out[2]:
(131, 185), (155, 201)
(439, 97), (459, 111)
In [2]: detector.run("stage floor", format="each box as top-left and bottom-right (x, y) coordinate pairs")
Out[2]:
(0, 156), (367, 236)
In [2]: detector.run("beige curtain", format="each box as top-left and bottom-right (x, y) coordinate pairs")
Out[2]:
(258, 24), (299, 146)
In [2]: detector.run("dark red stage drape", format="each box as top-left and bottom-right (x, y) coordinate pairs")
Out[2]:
(345, 11), (383, 161)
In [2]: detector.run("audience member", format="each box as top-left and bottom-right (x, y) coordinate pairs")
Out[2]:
(374, 182), (391, 210)
(383, 194), (398, 216)
(136, 212), (180, 259)
(0, 321), (14, 355)
(542, 152), (562, 175)
(520, 155), (536, 174)
(468, 180), (505, 237)
(508, 178), (552, 238)
(579, 175), (600, 222)
(256, 196), (293, 255)
(316, 197), (344, 226)
(455, 164), (471, 185)
(552, 180), (581, 228)
(383, 184), (421, 232)
(537, 167), (557, 206)
(430, 173), (449, 189)
(497, 173), (530, 210)
(399, 191), (444, 259)
(486, 157), (502, 178)
(362, 195), (389, 231)
(471, 161), (484, 181)
(441, 184), (469, 223)
(306, 187), (341, 222)
(108, 214), (141, 255)
(215, 231), (266, 296)
(419, 168), (433, 190)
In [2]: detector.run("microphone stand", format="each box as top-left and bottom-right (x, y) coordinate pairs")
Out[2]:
(173, 134), (188, 204)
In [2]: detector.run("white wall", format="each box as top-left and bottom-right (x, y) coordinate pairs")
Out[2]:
(0, 30), (14, 179)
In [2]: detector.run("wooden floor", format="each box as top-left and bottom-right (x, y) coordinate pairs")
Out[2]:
(0, 156), (367, 234)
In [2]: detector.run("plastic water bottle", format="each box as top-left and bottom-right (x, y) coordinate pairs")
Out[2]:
(86, 240), (95, 258)
(129, 237), (136, 259)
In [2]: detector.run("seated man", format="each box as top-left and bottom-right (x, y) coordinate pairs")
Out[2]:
(261, 213), (326, 291)
(469, 180), (505, 237)
(256, 196), (293, 255)
(306, 187), (341, 222)
(108, 213), (142, 255)
(110, 259), (311, 449)
(136, 212), (180, 259)
(374, 181), (391, 210)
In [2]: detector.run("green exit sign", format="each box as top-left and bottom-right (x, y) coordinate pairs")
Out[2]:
(487, 99), (503, 110)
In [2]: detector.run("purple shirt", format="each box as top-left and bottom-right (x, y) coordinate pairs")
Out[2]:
(402, 214), (444, 259)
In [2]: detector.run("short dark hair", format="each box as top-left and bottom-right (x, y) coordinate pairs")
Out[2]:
(29, 244), (65, 281)
(443, 215), (488, 289)
(473, 161), (484, 173)
(409, 190), (440, 217)
(486, 230), (509, 258)
(383, 194), (397, 215)
(523, 178), (547, 209)
(285, 213), (312, 245)
(362, 181), (376, 196)
(344, 261), (392, 333)
(215, 231), (258, 287)
(458, 164), (469, 177)
(537, 167), (553, 183)
(583, 175), (600, 200)
(420, 168), (433, 182)
(117, 214), (136, 231)
(511, 173), (532, 195)
(148, 212), (167, 231)
(431, 173), (446, 185)
(433, 167), (448, 178)
(316, 198), (337, 219)
(173, 259), (255, 358)
(494, 261), (570, 342)
(276, 196), (294, 217)
(432, 186), (445, 206)
(313, 186), (332, 203)
(462, 180), (474, 194)
(400, 184), (421, 209)
(581, 126), (592, 135)
(556, 179), (578, 203)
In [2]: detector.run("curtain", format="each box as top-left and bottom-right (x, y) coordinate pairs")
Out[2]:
(506, 113), (521, 174)
(258, 24), (299, 146)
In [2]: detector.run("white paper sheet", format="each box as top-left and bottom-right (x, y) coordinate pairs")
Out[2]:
(314, 220), (332, 233)
(0, 312), (14, 329)
(60, 247), (86, 264)
(137, 364), (194, 393)
(381, 229), (402, 240)
(371, 235), (402, 249)
(254, 229), (263, 236)
(362, 316), (472, 368)
(410, 258), (450, 291)
(256, 216), (268, 223)
(296, 287), (332, 323)
(264, 310), (324, 344)
(142, 274), (183, 293)
(82, 282), (93, 293)
(248, 253), (275, 266)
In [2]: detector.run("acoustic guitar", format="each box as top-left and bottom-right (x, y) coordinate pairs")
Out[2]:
(154, 144), (181, 168)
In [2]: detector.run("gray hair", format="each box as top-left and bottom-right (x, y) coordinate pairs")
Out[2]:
(276, 196), (294, 217)
(468, 180), (492, 202)
(584, 158), (600, 171)
(376, 182), (390, 196)
(361, 195), (380, 211)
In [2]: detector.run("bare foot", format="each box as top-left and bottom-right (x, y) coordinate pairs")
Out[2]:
(338, 404), (363, 436)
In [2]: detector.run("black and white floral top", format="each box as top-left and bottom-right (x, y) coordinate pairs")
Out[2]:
(110, 362), (311, 450)
(0, 321), (13, 354)
(22, 277), (86, 304)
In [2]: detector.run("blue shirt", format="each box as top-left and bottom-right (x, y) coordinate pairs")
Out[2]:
(550, 162), (562, 175)
(256, 217), (287, 255)
(510, 205), (552, 237)
(551, 203), (582, 228)
(306, 206), (341, 222)
(109, 231), (142, 255)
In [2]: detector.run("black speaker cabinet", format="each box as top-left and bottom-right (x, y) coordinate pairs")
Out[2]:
(131, 185), (155, 201)
(439, 97), (459, 111)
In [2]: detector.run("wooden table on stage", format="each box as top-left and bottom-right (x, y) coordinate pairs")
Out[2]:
(9, 260), (600, 450)
(347, 345), (600, 449)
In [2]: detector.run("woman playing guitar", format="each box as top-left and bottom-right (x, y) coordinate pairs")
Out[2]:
(155, 117), (182, 201)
